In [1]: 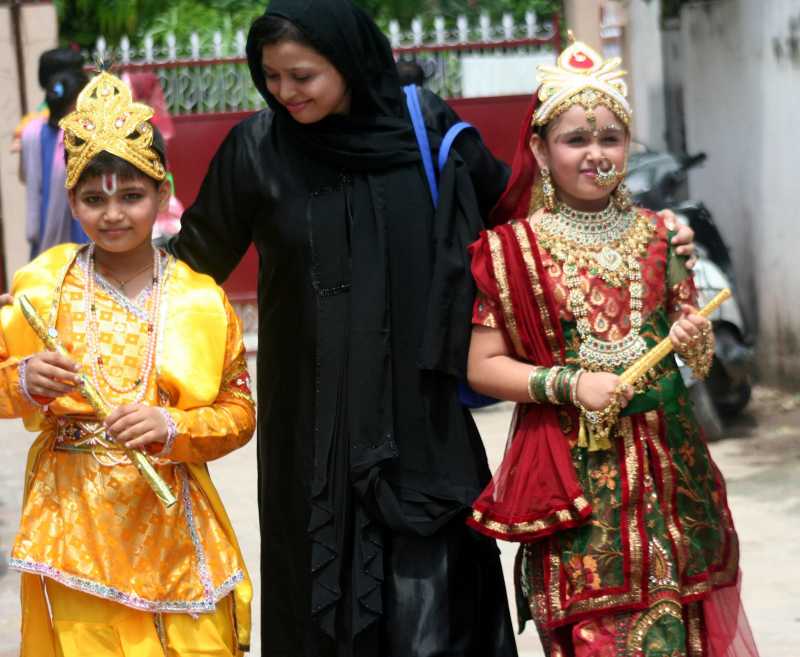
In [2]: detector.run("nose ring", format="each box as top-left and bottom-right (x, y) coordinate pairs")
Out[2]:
(595, 161), (619, 189)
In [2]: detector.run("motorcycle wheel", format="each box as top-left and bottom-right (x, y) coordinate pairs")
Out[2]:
(689, 381), (725, 442)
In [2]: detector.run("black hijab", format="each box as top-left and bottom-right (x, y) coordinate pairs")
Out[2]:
(247, 0), (487, 641)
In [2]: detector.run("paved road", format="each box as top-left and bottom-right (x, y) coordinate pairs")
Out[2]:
(0, 384), (797, 656)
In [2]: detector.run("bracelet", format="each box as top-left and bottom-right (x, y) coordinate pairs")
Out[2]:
(682, 326), (714, 380)
(544, 368), (560, 405)
(527, 366), (547, 403)
(154, 408), (178, 457)
(18, 357), (49, 412)
(570, 368), (583, 406)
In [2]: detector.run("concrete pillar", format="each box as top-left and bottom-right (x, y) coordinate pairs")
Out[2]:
(0, 2), (58, 288)
(563, 0), (603, 51)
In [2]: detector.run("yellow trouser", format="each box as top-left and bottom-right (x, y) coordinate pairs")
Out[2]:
(30, 579), (238, 657)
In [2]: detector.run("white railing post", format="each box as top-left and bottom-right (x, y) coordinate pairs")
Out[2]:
(457, 15), (469, 43)
(235, 30), (246, 57)
(120, 36), (130, 64)
(411, 17), (423, 47)
(479, 13), (491, 42)
(502, 13), (514, 40)
(166, 32), (177, 61)
(190, 33), (200, 60)
(96, 36), (107, 63)
(144, 34), (154, 63)
(526, 11), (538, 39)
(434, 16), (446, 45)
(389, 20), (401, 48)
(213, 31), (223, 58)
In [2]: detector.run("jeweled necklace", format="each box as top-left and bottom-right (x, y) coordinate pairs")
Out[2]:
(536, 202), (652, 371)
(83, 243), (162, 405)
(536, 201), (653, 287)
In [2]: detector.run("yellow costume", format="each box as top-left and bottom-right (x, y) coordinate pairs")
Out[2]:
(0, 244), (254, 656)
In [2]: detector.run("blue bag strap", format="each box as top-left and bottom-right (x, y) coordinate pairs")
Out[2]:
(438, 121), (475, 173)
(403, 85), (439, 207)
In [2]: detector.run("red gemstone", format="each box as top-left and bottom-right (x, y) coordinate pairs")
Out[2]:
(569, 52), (594, 69)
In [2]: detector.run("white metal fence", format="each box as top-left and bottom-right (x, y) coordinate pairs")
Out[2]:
(91, 12), (561, 115)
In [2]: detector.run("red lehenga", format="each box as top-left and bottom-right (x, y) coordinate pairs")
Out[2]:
(466, 94), (760, 657)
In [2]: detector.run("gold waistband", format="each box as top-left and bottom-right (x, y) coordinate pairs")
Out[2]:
(53, 417), (130, 460)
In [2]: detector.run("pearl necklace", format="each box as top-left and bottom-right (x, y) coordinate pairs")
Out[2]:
(83, 243), (162, 406)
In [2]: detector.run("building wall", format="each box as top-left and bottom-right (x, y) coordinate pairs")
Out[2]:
(0, 3), (58, 287)
(626, 0), (667, 150)
(678, 0), (800, 385)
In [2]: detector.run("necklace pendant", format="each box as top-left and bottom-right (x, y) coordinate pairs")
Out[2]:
(597, 246), (623, 272)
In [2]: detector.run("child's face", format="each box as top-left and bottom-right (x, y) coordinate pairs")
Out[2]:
(69, 175), (169, 254)
(531, 104), (629, 210)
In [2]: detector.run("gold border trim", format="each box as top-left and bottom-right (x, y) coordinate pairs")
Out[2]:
(488, 230), (525, 357)
(513, 221), (563, 363)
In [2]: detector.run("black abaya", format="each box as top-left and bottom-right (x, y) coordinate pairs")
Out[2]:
(172, 2), (514, 655)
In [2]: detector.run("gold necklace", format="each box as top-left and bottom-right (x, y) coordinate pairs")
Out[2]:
(97, 261), (154, 293)
(535, 202), (653, 371)
(535, 202), (654, 287)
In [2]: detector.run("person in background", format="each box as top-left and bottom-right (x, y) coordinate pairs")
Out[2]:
(10, 47), (84, 155)
(20, 68), (89, 259)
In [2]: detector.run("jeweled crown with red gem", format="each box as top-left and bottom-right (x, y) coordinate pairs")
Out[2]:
(532, 37), (632, 127)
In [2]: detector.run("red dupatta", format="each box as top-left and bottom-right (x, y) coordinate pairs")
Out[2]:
(467, 218), (591, 542)
(466, 92), (591, 542)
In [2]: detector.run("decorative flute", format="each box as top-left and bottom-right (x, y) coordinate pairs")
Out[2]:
(619, 288), (731, 386)
(580, 288), (732, 450)
(18, 294), (177, 508)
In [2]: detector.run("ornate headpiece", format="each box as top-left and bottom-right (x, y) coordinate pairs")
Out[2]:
(59, 71), (166, 189)
(532, 37), (631, 128)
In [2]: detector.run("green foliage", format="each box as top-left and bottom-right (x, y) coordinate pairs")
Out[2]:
(55, 0), (563, 48)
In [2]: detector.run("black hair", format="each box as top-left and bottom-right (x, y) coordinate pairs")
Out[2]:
(38, 47), (84, 90)
(253, 15), (314, 50)
(72, 124), (168, 190)
(396, 60), (425, 87)
(46, 69), (89, 128)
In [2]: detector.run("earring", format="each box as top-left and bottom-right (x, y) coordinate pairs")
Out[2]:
(612, 182), (633, 211)
(541, 167), (556, 211)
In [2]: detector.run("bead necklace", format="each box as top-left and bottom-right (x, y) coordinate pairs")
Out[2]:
(535, 202), (652, 371)
(83, 243), (162, 405)
(535, 202), (654, 287)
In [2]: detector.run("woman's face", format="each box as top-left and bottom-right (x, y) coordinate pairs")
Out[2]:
(261, 41), (351, 124)
(531, 104), (629, 211)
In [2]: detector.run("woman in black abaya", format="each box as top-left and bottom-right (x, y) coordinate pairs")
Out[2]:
(173, 1), (516, 655)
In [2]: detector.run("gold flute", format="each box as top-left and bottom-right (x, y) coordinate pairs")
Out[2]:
(18, 295), (177, 508)
(579, 288), (731, 450)
(619, 288), (731, 386)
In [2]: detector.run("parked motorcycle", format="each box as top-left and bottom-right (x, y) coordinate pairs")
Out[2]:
(627, 147), (755, 440)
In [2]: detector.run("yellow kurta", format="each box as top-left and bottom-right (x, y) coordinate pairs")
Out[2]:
(0, 244), (254, 654)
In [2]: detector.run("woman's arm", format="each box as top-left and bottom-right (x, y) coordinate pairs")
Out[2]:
(170, 113), (272, 283)
(419, 88), (511, 218)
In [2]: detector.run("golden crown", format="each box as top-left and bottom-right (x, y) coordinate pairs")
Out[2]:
(532, 37), (631, 127)
(59, 71), (166, 189)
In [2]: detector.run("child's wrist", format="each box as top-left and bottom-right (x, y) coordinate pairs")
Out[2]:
(153, 407), (178, 457)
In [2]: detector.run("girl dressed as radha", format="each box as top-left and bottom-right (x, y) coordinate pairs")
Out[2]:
(465, 37), (760, 657)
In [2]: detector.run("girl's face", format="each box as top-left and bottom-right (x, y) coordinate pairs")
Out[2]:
(69, 175), (169, 255)
(262, 41), (351, 124)
(531, 104), (629, 212)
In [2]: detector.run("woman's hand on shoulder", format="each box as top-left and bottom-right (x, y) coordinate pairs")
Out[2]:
(23, 351), (79, 399)
(658, 209), (697, 269)
(576, 371), (634, 411)
(106, 403), (169, 451)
